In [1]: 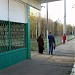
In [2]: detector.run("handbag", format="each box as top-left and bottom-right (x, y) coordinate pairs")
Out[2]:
(53, 43), (56, 50)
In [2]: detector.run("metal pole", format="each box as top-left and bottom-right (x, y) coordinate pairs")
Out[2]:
(46, 3), (49, 52)
(8, 0), (11, 50)
(36, 19), (38, 38)
(38, 11), (41, 36)
(64, 0), (66, 34)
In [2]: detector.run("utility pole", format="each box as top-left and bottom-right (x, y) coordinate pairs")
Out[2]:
(64, 0), (66, 34)
(46, 3), (49, 52)
(72, 5), (75, 35)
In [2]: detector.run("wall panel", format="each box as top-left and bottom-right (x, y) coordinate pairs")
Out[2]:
(0, 0), (8, 20)
(9, 0), (27, 23)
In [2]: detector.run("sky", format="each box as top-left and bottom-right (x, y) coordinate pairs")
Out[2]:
(41, 0), (75, 26)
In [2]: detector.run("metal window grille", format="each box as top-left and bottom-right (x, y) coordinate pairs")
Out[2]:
(10, 22), (26, 50)
(0, 20), (26, 53)
(0, 21), (9, 52)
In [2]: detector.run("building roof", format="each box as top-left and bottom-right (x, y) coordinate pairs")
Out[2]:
(40, 0), (61, 3)
(20, 0), (61, 10)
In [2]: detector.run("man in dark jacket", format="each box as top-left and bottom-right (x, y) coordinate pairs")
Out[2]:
(48, 32), (55, 55)
(37, 34), (44, 54)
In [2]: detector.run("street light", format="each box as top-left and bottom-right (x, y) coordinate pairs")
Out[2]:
(64, 0), (66, 34)
(41, 3), (49, 52)
(72, 4), (75, 8)
(72, 4), (75, 35)
(46, 3), (49, 52)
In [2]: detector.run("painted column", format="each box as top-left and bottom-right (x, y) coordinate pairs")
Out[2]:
(27, 4), (31, 59)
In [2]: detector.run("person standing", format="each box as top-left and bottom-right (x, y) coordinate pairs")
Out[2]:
(48, 32), (55, 55)
(37, 34), (44, 54)
(62, 33), (66, 44)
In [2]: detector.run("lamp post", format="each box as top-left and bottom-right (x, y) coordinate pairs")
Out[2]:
(72, 4), (75, 35)
(64, 0), (66, 34)
(72, 4), (75, 8)
(46, 3), (49, 52)
(41, 3), (49, 52)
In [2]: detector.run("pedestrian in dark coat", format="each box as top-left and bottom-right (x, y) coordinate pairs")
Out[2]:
(48, 32), (56, 55)
(37, 34), (44, 54)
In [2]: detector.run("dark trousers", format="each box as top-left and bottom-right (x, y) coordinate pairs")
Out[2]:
(49, 43), (53, 55)
(39, 46), (43, 54)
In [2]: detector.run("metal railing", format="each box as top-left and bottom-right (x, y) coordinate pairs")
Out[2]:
(31, 35), (75, 51)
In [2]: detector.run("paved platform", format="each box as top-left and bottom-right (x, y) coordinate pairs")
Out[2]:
(0, 39), (75, 75)
(70, 62), (75, 75)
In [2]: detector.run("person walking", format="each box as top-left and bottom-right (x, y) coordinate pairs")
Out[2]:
(62, 33), (66, 44)
(37, 34), (44, 54)
(48, 32), (55, 55)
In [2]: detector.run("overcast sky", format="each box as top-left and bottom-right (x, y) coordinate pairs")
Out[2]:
(41, 0), (75, 26)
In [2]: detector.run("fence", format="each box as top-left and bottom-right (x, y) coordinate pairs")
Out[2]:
(31, 35), (75, 51)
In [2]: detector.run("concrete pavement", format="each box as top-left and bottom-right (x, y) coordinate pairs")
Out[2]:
(70, 62), (75, 75)
(0, 39), (75, 75)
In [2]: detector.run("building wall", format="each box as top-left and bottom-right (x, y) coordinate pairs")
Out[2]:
(0, 0), (31, 70)
(0, 0), (28, 23)
(0, 0), (8, 20)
